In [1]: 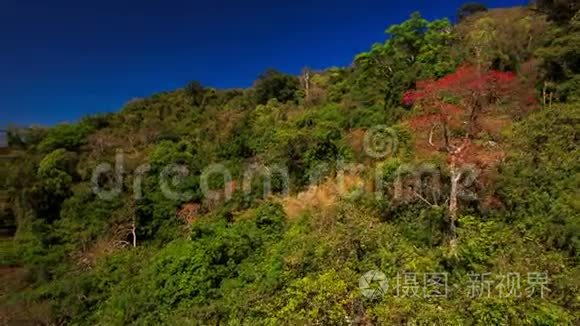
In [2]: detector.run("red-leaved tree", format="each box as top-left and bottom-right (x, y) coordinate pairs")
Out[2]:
(403, 65), (534, 246)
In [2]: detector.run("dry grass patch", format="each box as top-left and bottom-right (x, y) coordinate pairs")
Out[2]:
(281, 174), (365, 219)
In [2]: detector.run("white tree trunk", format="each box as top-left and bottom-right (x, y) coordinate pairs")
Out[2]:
(449, 164), (461, 241)
(447, 140), (469, 248)
(131, 222), (136, 248)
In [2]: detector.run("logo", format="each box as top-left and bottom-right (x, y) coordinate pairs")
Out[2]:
(359, 270), (388, 299)
(363, 125), (398, 159)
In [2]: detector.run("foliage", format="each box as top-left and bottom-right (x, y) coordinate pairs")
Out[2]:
(37, 122), (94, 152)
(496, 103), (580, 257)
(253, 69), (300, 104)
(185, 80), (206, 107)
(1, 6), (579, 325)
(536, 14), (580, 102)
(404, 65), (528, 144)
(534, 0), (580, 24)
(456, 8), (550, 71)
(354, 12), (459, 108)
(457, 2), (488, 22)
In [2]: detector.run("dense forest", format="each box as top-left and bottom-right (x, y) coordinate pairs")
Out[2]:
(1, 1), (579, 325)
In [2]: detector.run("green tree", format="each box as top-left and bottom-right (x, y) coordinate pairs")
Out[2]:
(37, 123), (94, 152)
(254, 69), (300, 104)
(536, 14), (580, 102)
(497, 103), (580, 257)
(185, 80), (206, 107)
(457, 2), (488, 22)
(534, 0), (580, 24)
(353, 13), (458, 108)
(456, 8), (549, 71)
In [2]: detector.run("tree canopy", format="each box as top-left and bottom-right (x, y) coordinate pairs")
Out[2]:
(457, 2), (488, 22)
(253, 69), (300, 104)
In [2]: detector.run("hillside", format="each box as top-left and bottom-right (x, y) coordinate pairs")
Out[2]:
(1, 4), (579, 325)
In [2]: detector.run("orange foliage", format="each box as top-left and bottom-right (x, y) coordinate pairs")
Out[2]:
(177, 202), (201, 225)
(404, 65), (531, 169)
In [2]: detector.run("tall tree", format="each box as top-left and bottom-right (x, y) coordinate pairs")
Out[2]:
(354, 13), (458, 108)
(456, 8), (549, 71)
(534, 0), (580, 24)
(185, 81), (206, 107)
(536, 13), (580, 102)
(254, 69), (299, 105)
(403, 65), (531, 245)
(457, 2), (488, 22)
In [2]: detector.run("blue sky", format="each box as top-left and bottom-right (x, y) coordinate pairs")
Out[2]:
(0, 0), (527, 126)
